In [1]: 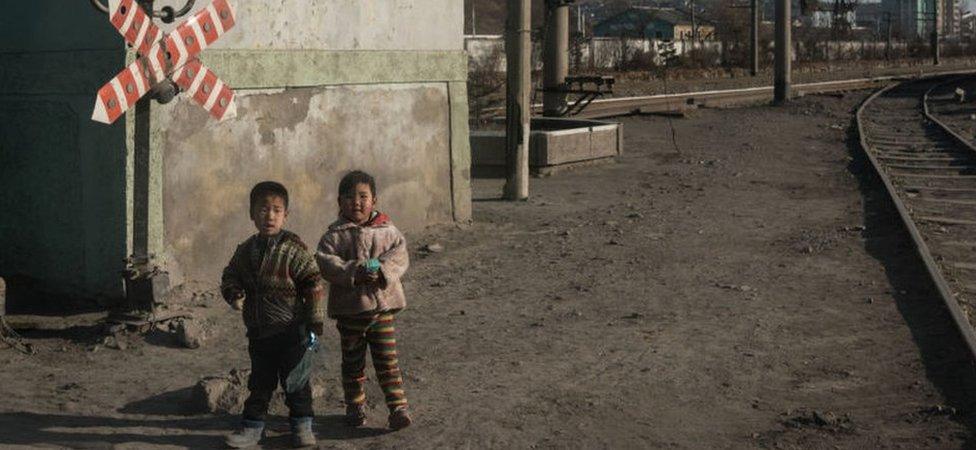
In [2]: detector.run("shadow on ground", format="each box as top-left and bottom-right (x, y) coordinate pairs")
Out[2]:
(846, 115), (976, 446)
(0, 412), (226, 448)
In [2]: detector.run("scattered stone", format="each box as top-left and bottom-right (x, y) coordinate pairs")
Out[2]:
(194, 371), (248, 414)
(626, 212), (644, 219)
(105, 334), (127, 351)
(407, 373), (426, 383)
(622, 313), (645, 319)
(716, 283), (755, 292)
(921, 404), (957, 416)
(176, 319), (204, 349)
(430, 281), (447, 288)
(607, 239), (623, 246)
(422, 243), (444, 253)
(783, 410), (852, 430)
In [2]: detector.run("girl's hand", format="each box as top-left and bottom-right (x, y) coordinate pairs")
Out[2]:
(355, 265), (380, 285)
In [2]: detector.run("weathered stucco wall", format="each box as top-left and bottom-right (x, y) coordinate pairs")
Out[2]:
(166, 0), (463, 51)
(154, 84), (454, 281)
(0, 2), (128, 308)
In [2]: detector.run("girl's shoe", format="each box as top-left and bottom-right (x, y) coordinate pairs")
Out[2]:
(345, 404), (367, 427)
(388, 405), (412, 430)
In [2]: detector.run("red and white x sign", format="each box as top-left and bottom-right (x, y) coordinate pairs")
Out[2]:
(92, 0), (237, 124)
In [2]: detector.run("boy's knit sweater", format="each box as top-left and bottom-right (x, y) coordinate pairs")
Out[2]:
(221, 230), (325, 339)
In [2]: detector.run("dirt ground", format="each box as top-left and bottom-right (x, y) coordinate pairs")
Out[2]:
(3, 91), (976, 449)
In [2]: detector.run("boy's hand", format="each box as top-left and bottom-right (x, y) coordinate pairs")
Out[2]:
(354, 265), (380, 285)
(308, 322), (325, 337)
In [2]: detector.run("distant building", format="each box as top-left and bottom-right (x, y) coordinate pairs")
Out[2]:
(592, 7), (716, 41)
(882, 0), (932, 38)
(961, 10), (976, 40)
(855, 2), (886, 31)
(798, 0), (859, 29)
(941, 0), (961, 38)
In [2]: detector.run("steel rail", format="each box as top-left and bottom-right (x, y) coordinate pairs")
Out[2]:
(856, 75), (976, 362)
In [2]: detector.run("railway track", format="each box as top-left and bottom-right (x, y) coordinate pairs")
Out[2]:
(480, 70), (976, 120)
(857, 75), (976, 360)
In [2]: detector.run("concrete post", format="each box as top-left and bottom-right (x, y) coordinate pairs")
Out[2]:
(504, 0), (531, 200)
(750, 0), (759, 76)
(774, 0), (791, 103)
(543, 2), (570, 117)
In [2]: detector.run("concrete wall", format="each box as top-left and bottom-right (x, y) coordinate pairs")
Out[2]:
(0, 2), (129, 309)
(1, 0), (471, 305)
(156, 83), (456, 280)
(149, 1), (470, 283)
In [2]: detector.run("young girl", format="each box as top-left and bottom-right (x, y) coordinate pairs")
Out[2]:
(315, 170), (412, 430)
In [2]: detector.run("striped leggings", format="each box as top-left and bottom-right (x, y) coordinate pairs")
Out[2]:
(335, 312), (408, 411)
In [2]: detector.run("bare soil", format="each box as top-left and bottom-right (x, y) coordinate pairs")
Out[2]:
(3, 92), (976, 449)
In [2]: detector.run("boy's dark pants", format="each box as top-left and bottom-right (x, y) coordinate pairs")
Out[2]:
(243, 325), (313, 421)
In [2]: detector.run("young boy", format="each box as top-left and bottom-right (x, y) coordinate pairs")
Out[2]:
(220, 181), (326, 448)
(316, 170), (413, 430)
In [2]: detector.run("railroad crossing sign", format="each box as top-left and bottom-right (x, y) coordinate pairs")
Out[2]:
(92, 0), (238, 124)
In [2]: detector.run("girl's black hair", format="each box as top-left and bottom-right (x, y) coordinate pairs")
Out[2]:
(338, 170), (376, 197)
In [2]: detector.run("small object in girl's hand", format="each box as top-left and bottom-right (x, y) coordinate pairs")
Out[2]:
(365, 259), (381, 273)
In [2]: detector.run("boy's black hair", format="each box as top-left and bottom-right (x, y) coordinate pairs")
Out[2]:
(338, 170), (376, 197)
(250, 181), (289, 209)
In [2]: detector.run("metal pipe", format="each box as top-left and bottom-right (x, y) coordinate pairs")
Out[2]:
(774, 0), (791, 103)
(750, 0), (759, 76)
(90, 0), (109, 14)
(543, 2), (570, 117)
(504, 0), (531, 200)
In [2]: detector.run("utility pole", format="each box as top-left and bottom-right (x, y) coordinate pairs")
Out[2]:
(932, 0), (941, 64)
(544, 1), (570, 117)
(774, 0), (791, 103)
(751, 0), (760, 75)
(884, 11), (892, 60)
(504, 0), (531, 200)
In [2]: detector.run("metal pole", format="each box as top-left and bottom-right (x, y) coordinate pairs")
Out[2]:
(774, 0), (791, 103)
(933, 0), (941, 64)
(544, 1), (570, 117)
(751, 0), (759, 75)
(504, 0), (531, 200)
(885, 12), (892, 60)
